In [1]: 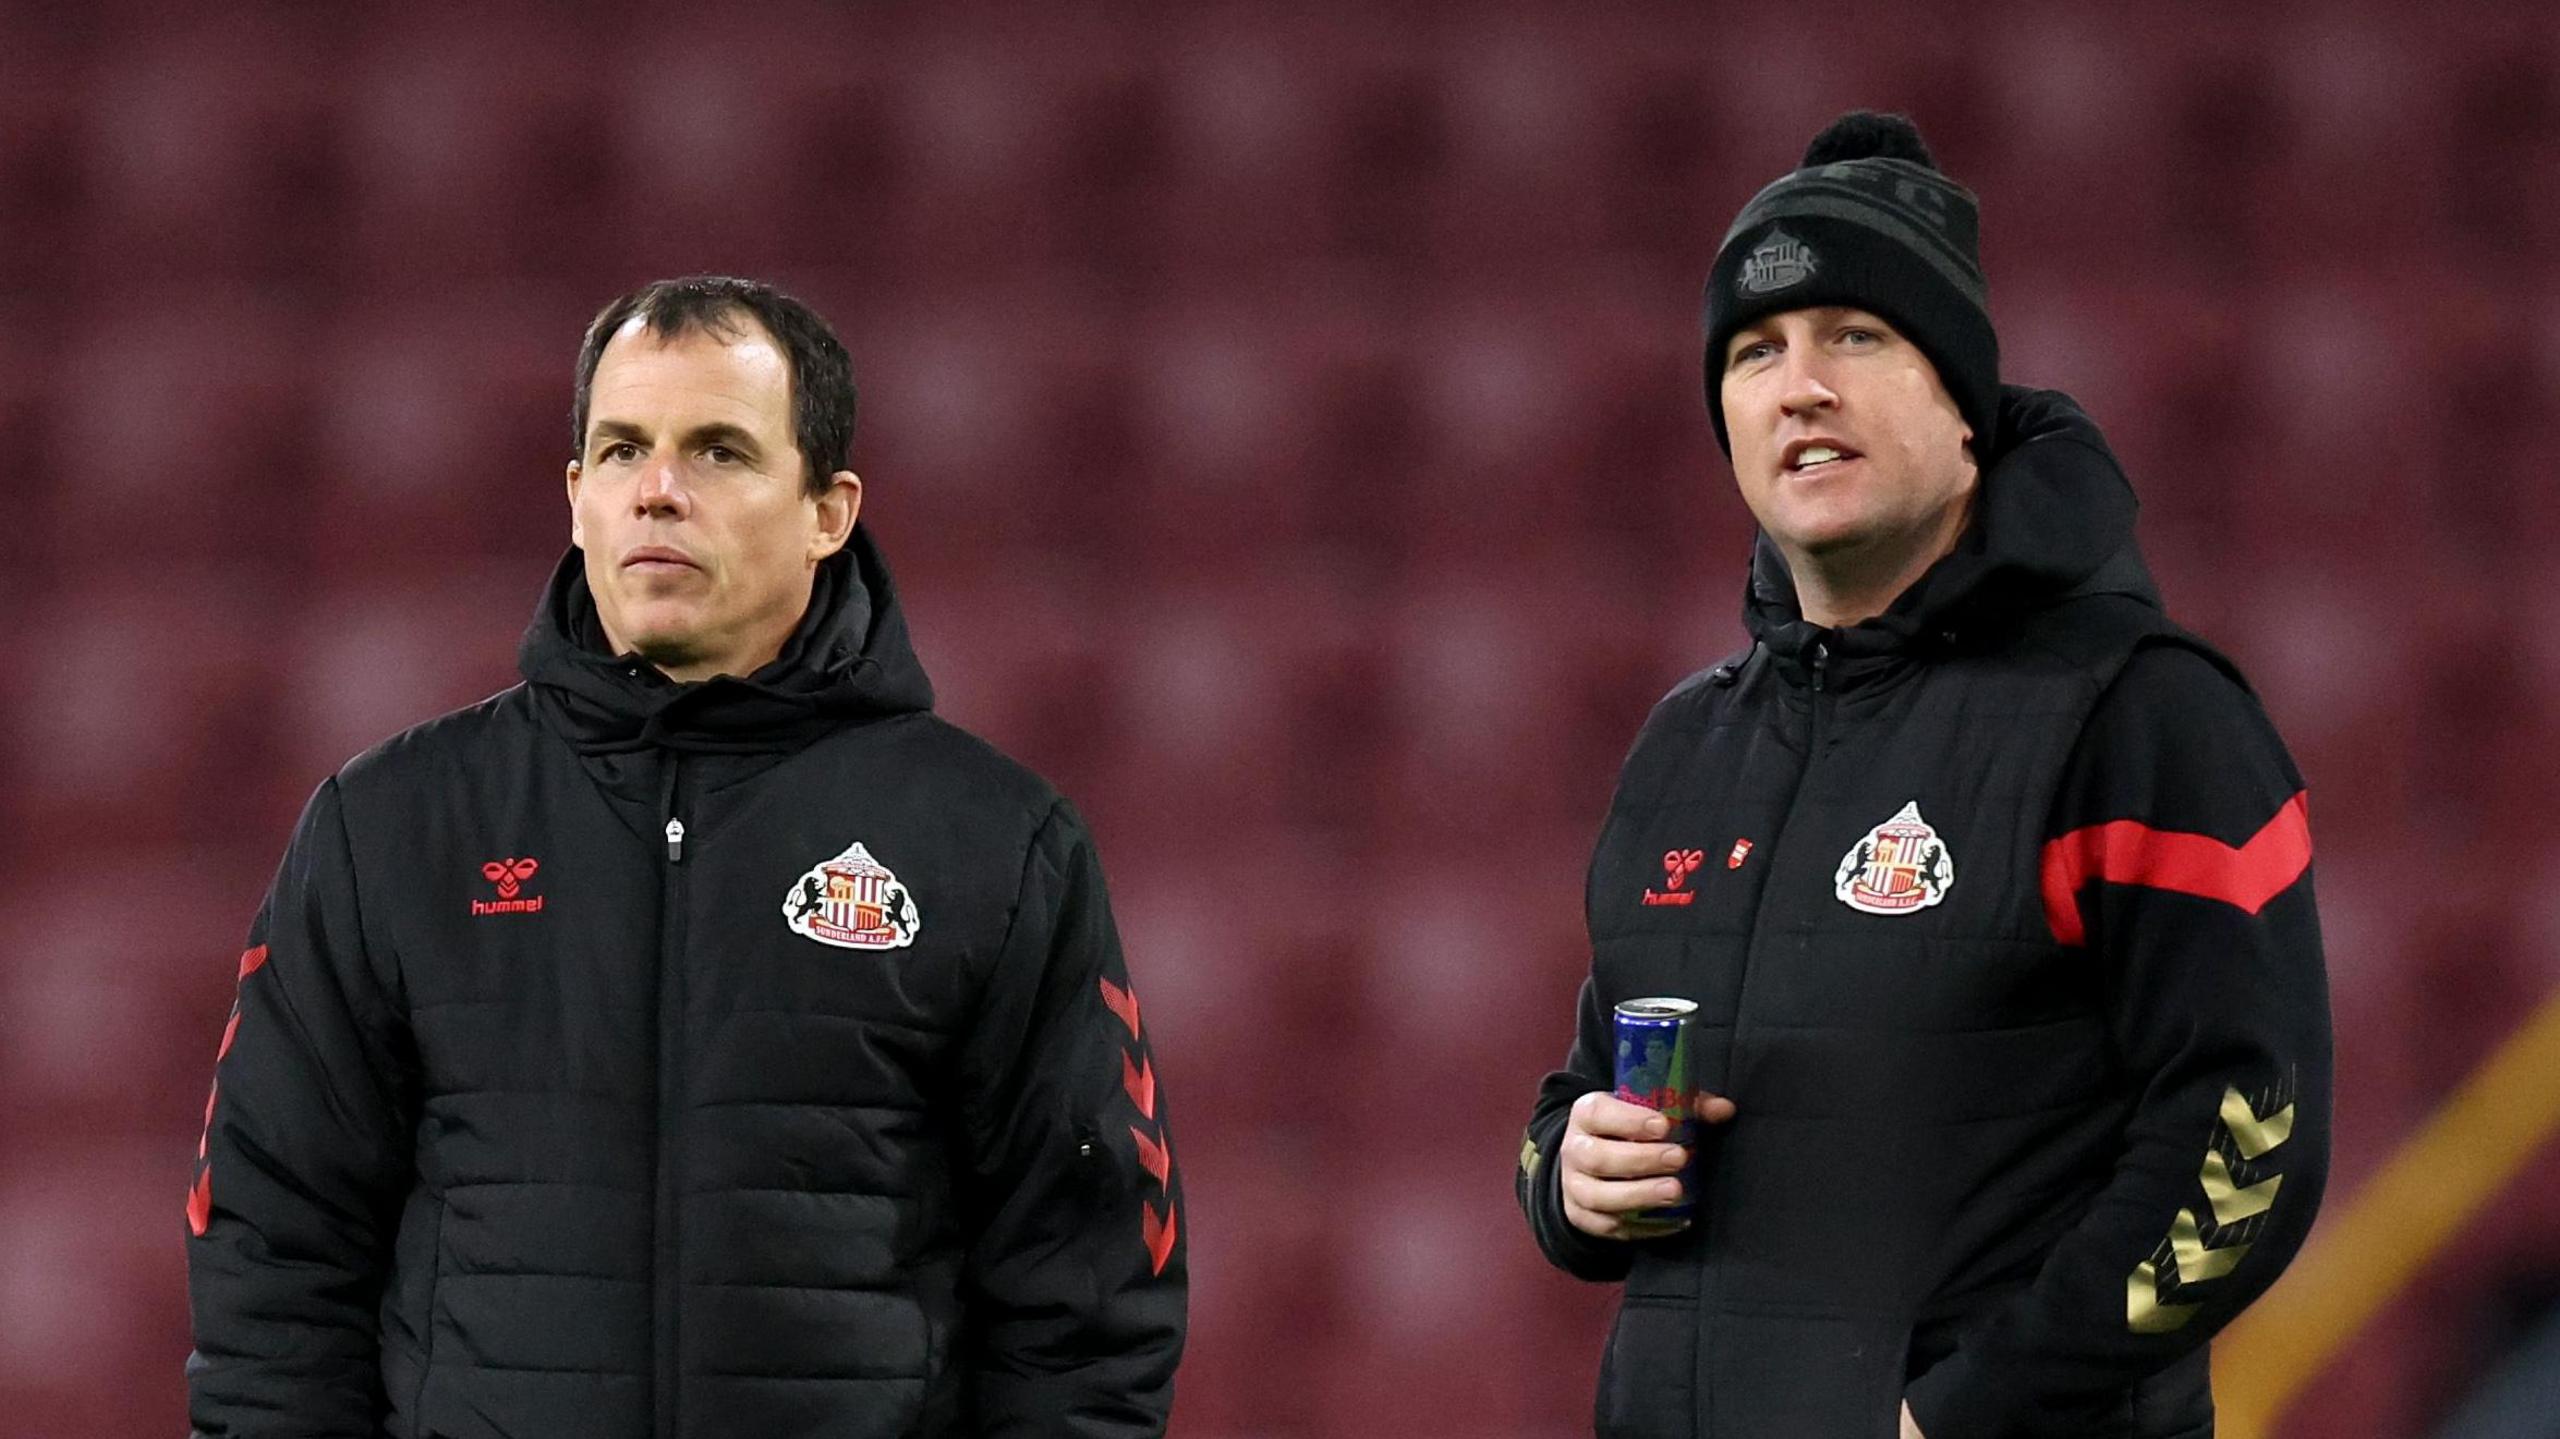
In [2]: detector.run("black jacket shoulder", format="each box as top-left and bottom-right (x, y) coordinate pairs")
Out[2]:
(827, 708), (1067, 826)
(334, 685), (538, 791)
(1643, 643), (1764, 732)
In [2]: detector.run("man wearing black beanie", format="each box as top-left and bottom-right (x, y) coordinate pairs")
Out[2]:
(1517, 112), (2331, 1438)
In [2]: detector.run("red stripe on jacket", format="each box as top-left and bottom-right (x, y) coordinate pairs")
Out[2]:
(2041, 791), (2312, 947)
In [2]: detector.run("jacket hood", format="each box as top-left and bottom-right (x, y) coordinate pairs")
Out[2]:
(1745, 385), (2157, 671)
(518, 527), (935, 754)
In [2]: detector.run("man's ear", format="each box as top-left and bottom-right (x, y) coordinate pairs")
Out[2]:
(811, 470), (863, 562)
(566, 460), (585, 548)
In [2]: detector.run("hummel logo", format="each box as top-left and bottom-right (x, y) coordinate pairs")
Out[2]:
(1663, 850), (1704, 889)
(1643, 849), (1706, 908)
(473, 858), (544, 916)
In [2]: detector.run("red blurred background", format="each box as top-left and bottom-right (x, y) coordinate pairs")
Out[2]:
(4, 2), (2557, 1435)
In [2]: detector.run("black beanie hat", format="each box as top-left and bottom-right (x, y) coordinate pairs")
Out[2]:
(1702, 111), (1999, 458)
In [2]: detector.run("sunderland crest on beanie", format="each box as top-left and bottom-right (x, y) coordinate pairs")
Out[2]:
(1702, 111), (1999, 458)
(1737, 227), (1819, 296)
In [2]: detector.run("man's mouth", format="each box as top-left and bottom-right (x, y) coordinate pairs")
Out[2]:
(1781, 439), (1863, 474)
(623, 546), (698, 572)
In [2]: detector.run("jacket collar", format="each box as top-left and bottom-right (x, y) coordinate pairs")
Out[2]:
(517, 527), (935, 755)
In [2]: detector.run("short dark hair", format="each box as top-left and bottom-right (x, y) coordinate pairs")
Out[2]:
(572, 275), (856, 499)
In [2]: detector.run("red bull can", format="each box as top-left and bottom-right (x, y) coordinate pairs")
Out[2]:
(1613, 996), (1698, 1231)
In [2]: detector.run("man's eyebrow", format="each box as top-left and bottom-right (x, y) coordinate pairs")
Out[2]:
(585, 420), (767, 453)
(684, 422), (763, 454)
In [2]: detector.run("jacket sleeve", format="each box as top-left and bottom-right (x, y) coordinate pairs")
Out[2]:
(955, 799), (1185, 1437)
(1904, 644), (2333, 1437)
(1519, 685), (1724, 1284)
(185, 777), (415, 1437)
(1517, 977), (1640, 1282)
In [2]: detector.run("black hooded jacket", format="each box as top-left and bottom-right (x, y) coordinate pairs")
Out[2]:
(1519, 390), (2330, 1439)
(186, 531), (1185, 1438)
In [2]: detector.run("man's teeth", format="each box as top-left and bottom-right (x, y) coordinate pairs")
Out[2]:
(1794, 446), (1844, 469)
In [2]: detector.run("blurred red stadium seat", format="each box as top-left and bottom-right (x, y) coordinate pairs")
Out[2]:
(11, 573), (283, 844)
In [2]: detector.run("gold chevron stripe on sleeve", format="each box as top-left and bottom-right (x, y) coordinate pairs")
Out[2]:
(2170, 1207), (2247, 1283)
(2202, 1150), (2284, 1226)
(2124, 1079), (2296, 1334)
(1520, 1133), (1541, 1177)
(2219, 1087), (2296, 1161)
(2127, 1260), (2201, 1334)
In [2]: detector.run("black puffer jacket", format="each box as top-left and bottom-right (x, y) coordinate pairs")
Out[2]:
(186, 531), (1185, 1438)
(1520, 390), (2329, 1439)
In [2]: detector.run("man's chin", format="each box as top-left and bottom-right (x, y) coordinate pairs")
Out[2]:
(606, 620), (713, 673)
(1782, 524), (1884, 561)
(606, 598), (706, 648)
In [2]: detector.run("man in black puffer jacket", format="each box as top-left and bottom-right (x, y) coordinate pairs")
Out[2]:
(1517, 114), (2328, 1438)
(186, 276), (1185, 1437)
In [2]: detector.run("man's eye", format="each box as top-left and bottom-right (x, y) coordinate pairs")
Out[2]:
(601, 441), (641, 463)
(706, 446), (737, 464)
(1840, 328), (1880, 345)
(1733, 341), (1775, 367)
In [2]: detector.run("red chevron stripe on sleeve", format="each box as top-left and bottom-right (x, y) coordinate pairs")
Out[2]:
(188, 945), (271, 1237)
(1100, 973), (1177, 1275)
(1142, 1201), (1178, 1276)
(1131, 1126), (1171, 1188)
(2041, 791), (2313, 947)
(1122, 1052), (1156, 1119)
(1098, 976), (1142, 1040)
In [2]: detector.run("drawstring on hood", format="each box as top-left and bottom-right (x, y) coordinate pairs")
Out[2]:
(518, 527), (935, 756)
(1745, 386), (2156, 687)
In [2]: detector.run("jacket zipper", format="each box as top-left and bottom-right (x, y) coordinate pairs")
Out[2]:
(1700, 633), (1832, 1387)
(652, 758), (688, 1439)
(1730, 634), (1832, 1047)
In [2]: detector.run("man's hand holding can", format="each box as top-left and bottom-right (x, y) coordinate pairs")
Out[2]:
(1560, 1089), (1739, 1239)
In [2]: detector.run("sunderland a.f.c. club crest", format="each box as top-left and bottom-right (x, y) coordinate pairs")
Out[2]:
(1833, 801), (1955, 915)
(783, 841), (921, 951)
(1738, 226), (1818, 296)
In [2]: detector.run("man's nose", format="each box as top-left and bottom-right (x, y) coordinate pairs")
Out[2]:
(634, 455), (690, 516)
(1777, 347), (1839, 415)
